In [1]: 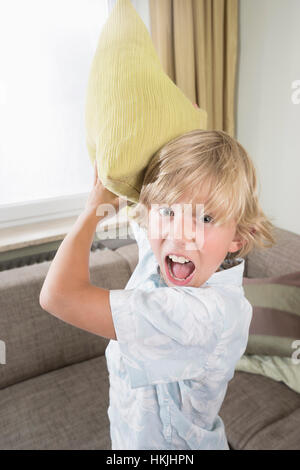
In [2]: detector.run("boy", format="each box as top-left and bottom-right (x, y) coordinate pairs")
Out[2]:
(40, 129), (276, 450)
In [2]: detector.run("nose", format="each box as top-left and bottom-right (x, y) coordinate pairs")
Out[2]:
(167, 206), (200, 251)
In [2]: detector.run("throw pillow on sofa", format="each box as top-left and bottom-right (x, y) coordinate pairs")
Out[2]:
(243, 271), (300, 357)
(235, 354), (300, 394)
(236, 272), (300, 394)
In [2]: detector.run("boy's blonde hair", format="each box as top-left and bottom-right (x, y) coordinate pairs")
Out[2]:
(128, 129), (277, 260)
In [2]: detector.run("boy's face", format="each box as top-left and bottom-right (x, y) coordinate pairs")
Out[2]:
(146, 192), (244, 288)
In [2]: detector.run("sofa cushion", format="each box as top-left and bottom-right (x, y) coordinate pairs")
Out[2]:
(0, 248), (132, 389)
(0, 355), (111, 450)
(219, 371), (300, 450)
(115, 242), (139, 274)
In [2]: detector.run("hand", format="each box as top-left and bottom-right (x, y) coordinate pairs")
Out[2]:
(84, 160), (126, 216)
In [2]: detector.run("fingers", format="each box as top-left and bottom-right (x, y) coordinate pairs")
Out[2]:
(93, 160), (98, 186)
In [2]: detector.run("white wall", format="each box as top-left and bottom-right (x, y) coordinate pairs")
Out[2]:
(237, 0), (300, 235)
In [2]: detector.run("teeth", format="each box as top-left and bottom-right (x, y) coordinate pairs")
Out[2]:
(167, 257), (194, 281)
(168, 254), (190, 264)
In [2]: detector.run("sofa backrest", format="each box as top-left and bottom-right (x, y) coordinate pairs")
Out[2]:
(0, 247), (135, 389)
(1, 224), (299, 389)
(245, 226), (300, 278)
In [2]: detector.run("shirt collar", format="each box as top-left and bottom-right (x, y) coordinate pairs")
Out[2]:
(203, 258), (245, 287)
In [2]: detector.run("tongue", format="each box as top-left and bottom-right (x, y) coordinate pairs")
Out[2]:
(171, 260), (195, 279)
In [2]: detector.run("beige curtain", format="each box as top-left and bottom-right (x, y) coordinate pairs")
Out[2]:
(149, 0), (239, 137)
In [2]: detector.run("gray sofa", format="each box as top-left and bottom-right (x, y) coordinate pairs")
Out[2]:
(0, 225), (300, 450)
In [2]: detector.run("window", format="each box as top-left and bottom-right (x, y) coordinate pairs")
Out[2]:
(0, 0), (109, 227)
(0, 0), (151, 230)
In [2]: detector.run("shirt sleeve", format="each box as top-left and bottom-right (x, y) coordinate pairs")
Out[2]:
(109, 286), (225, 388)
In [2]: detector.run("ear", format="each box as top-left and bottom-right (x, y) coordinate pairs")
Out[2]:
(227, 232), (246, 253)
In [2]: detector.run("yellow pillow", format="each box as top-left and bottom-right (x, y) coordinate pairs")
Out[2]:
(85, 0), (207, 204)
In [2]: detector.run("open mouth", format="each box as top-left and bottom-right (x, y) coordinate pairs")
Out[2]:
(164, 254), (196, 286)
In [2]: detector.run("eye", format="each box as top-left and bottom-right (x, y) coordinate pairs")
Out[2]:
(203, 214), (214, 223)
(197, 214), (214, 224)
(158, 207), (213, 223)
(158, 206), (174, 217)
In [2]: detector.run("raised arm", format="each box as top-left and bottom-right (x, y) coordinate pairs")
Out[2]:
(39, 161), (124, 340)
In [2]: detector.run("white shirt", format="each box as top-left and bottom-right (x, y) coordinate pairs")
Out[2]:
(105, 220), (253, 450)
